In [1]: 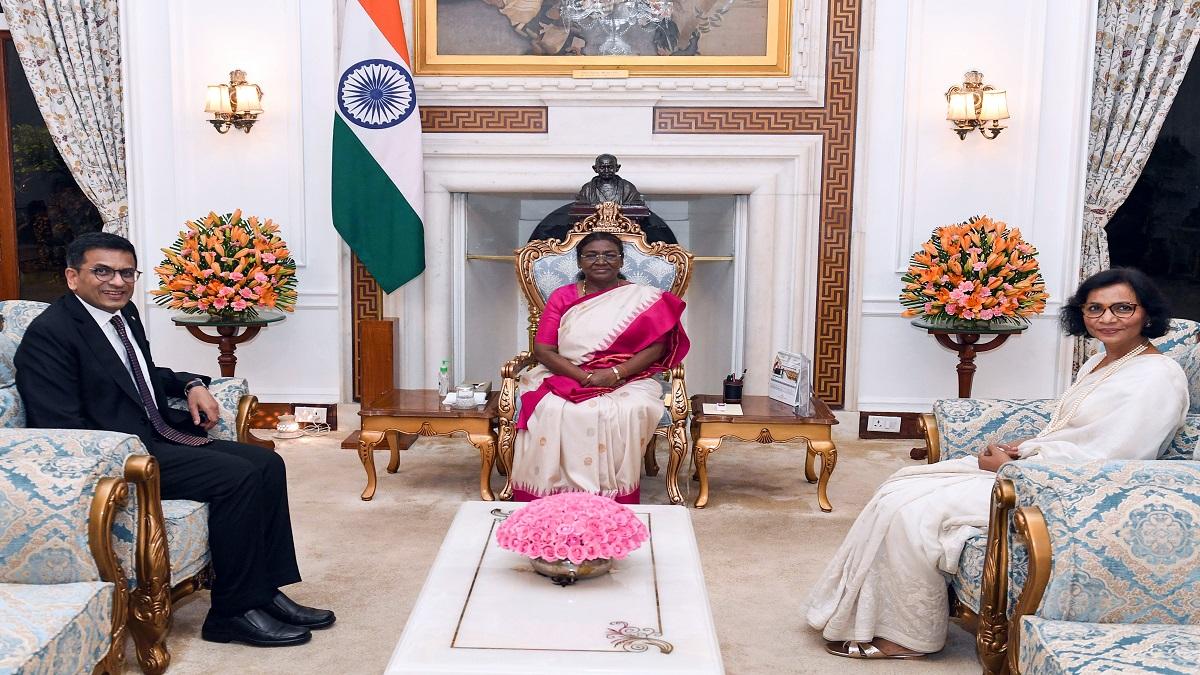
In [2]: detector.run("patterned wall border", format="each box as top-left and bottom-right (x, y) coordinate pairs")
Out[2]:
(420, 106), (548, 133)
(652, 0), (861, 407)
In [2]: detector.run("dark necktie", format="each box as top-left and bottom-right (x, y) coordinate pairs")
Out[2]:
(110, 315), (210, 447)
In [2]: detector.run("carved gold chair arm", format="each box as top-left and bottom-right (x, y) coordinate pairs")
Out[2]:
(236, 394), (275, 451)
(1004, 505), (1052, 675)
(123, 454), (172, 675)
(666, 364), (689, 422)
(498, 351), (537, 422)
(90, 475), (131, 675)
(975, 478), (1017, 675)
(920, 412), (941, 464)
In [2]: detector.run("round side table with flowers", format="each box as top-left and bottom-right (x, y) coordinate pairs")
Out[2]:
(900, 214), (1048, 398)
(154, 210), (297, 376)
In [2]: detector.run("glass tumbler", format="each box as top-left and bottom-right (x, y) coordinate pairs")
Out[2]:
(453, 385), (476, 408)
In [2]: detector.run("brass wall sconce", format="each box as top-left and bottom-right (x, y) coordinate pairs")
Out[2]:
(204, 69), (263, 134)
(945, 70), (1009, 140)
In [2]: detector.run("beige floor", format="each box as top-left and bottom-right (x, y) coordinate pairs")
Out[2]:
(133, 407), (979, 674)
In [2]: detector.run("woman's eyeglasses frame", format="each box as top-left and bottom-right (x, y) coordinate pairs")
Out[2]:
(1081, 302), (1139, 319)
(579, 252), (623, 263)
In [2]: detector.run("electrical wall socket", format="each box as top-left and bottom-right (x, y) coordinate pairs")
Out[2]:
(294, 406), (326, 424)
(866, 415), (902, 433)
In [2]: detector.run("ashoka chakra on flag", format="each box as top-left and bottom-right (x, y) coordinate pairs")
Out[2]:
(337, 58), (415, 130)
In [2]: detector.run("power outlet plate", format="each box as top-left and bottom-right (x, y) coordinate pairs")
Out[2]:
(866, 415), (902, 433)
(294, 406), (327, 424)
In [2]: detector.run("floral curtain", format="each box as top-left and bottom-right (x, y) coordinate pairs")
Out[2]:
(6, 0), (128, 236)
(1076, 0), (1200, 366)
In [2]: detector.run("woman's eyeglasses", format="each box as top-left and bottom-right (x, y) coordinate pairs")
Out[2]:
(580, 252), (622, 263)
(86, 265), (142, 282)
(1082, 302), (1138, 318)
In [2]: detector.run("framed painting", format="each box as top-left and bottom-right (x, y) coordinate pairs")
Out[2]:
(414, 0), (792, 77)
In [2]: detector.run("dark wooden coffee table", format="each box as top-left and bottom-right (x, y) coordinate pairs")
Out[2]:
(689, 394), (839, 512)
(356, 389), (504, 502)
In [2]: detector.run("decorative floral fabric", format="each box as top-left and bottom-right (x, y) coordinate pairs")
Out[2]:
(4, 0), (128, 235)
(166, 377), (248, 442)
(532, 243), (678, 301)
(1077, 1), (1200, 367)
(950, 532), (987, 613)
(999, 460), (1200, 625)
(931, 398), (1055, 462)
(1019, 618), (1200, 675)
(159, 499), (210, 582)
(0, 581), (112, 675)
(0, 301), (49, 344)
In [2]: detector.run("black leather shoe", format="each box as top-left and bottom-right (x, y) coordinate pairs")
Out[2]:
(262, 591), (336, 629)
(201, 608), (311, 647)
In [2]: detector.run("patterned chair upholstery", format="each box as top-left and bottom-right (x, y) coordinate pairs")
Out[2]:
(496, 203), (694, 504)
(0, 444), (130, 674)
(999, 461), (1200, 675)
(919, 320), (1200, 672)
(0, 300), (269, 674)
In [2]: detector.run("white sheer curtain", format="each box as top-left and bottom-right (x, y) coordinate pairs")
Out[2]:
(6, 0), (128, 235)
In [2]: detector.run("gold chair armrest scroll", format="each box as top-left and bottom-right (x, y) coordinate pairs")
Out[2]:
(236, 394), (275, 450)
(919, 412), (941, 464)
(89, 475), (131, 675)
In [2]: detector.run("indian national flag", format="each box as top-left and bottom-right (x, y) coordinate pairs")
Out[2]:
(332, 0), (424, 293)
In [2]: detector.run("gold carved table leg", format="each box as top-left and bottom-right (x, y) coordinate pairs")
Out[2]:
(665, 423), (689, 505)
(358, 418), (499, 501)
(690, 422), (838, 512)
(357, 430), (385, 501)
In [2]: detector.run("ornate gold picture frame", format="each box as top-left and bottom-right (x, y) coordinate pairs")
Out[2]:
(415, 0), (792, 77)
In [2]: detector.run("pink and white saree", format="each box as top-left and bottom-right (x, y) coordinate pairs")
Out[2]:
(512, 283), (689, 503)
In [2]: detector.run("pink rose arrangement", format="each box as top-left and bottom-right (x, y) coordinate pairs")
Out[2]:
(496, 492), (649, 565)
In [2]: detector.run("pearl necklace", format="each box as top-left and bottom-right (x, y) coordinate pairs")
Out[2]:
(1041, 342), (1150, 436)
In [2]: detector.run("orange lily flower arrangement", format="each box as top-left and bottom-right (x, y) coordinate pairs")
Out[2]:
(152, 210), (298, 319)
(900, 215), (1048, 325)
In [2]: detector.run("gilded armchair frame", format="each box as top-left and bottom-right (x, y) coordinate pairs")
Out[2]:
(496, 203), (695, 503)
(89, 475), (131, 675)
(124, 394), (266, 674)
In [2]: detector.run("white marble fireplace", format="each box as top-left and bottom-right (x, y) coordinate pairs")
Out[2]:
(382, 119), (823, 397)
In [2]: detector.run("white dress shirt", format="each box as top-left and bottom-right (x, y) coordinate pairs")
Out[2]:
(77, 295), (159, 405)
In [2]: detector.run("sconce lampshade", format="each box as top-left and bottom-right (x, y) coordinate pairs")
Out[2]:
(204, 85), (232, 114)
(945, 92), (975, 121)
(234, 84), (263, 113)
(978, 90), (1010, 122)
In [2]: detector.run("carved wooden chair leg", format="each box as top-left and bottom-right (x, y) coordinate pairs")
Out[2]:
(644, 434), (660, 476)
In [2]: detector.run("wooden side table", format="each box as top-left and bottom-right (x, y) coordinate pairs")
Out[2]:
(689, 395), (839, 512)
(356, 389), (505, 502)
(172, 310), (286, 377)
(910, 317), (1027, 398)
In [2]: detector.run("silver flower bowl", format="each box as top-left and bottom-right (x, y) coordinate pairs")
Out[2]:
(531, 557), (613, 586)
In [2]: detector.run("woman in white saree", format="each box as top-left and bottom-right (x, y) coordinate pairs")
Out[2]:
(808, 268), (1190, 659)
(511, 232), (689, 504)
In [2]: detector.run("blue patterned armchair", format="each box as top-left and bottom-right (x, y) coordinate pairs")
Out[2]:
(0, 439), (131, 674)
(0, 300), (270, 674)
(918, 318), (1200, 672)
(496, 204), (694, 503)
(1001, 460), (1200, 675)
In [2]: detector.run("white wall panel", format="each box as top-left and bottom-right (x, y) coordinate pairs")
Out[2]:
(852, 0), (1096, 411)
(123, 0), (342, 402)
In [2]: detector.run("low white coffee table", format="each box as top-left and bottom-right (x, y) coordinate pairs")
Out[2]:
(385, 501), (724, 674)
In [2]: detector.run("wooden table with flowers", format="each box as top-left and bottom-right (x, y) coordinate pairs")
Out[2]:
(153, 210), (298, 375)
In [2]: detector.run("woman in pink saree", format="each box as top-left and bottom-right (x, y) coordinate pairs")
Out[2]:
(512, 232), (690, 503)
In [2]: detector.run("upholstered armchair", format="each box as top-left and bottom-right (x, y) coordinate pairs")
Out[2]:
(0, 299), (270, 674)
(496, 204), (694, 504)
(999, 460), (1200, 674)
(0, 437), (133, 674)
(918, 318), (1200, 672)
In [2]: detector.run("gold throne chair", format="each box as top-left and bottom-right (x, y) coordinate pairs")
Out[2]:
(496, 202), (694, 504)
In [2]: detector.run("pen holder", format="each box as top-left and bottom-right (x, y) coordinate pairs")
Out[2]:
(722, 379), (743, 404)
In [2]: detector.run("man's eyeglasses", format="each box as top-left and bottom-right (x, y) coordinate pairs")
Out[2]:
(1082, 302), (1138, 318)
(580, 252), (622, 263)
(85, 265), (142, 283)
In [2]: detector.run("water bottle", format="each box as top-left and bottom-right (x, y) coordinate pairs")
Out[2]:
(437, 359), (450, 398)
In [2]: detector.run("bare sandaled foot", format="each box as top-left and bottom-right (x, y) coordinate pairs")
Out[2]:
(825, 640), (926, 660)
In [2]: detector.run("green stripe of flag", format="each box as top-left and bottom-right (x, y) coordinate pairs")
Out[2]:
(332, 114), (424, 293)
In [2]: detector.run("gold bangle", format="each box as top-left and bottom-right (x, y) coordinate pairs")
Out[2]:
(583, 372), (593, 385)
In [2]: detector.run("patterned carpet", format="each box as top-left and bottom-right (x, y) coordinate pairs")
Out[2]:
(134, 405), (979, 674)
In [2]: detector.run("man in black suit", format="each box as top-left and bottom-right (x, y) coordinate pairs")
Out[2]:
(14, 232), (333, 647)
